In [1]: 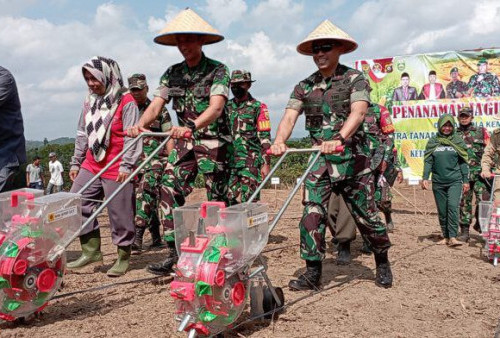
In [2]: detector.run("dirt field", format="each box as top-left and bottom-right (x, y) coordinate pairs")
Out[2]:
(2, 185), (500, 338)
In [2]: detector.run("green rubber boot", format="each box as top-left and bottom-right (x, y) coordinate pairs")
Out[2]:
(67, 229), (103, 269)
(107, 246), (131, 277)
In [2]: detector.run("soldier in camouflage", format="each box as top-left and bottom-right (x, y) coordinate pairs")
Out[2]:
(457, 106), (491, 241)
(127, 8), (230, 276)
(226, 70), (271, 205)
(270, 20), (393, 291)
(446, 67), (468, 99)
(467, 58), (500, 98)
(128, 74), (172, 252)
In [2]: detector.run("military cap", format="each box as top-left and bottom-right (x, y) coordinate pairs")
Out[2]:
(230, 70), (255, 83)
(154, 8), (224, 46)
(297, 19), (358, 55)
(450, 67), (459, 74)
(458, 107), (473, 116)
(128, 73), (147, 90)
(477, 58), (488, 66)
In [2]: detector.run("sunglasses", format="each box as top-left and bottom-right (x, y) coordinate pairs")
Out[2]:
(312, 44), (336, 54)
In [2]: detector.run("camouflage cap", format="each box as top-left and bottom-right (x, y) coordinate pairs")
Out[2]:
(230, 70), (255, 83)
(128, 73), (147, 90)
(458, 106), (473, 116)
(450, 67), (459, 74)
(477, 58), (488, 66)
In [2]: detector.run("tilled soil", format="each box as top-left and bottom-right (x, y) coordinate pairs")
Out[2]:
(1, 185), (500, 337)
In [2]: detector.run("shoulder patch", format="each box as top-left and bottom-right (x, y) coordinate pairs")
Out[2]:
(257, 103), (271, 132)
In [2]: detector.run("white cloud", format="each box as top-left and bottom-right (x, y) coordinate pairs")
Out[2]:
(468, 0), (500, 35)
(204, 0), (248, 30)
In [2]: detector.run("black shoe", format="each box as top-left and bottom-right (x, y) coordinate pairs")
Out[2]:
(146, 243), (177, 276)
(361, 241), (373, 255)
(148, 224), (165, 249)
(374, 252), (393, 288)
(131, 227), (146, 252)
(288, 260), (322, 291)
(336, 241), (351, 265)
(457, 225), (470, 243)
(473, 222), (481, 234)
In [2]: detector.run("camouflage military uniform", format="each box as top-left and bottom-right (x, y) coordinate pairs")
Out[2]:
(226, 95), (271, 205)
(286, 64), (391, 261)
(153, 53), (231, 242)
(468, 72), (500, 98)
(446, 80), (468, 99)
(135, 98), (172, 229)
(375, 137), (401, 213)
(458, 123), (491, 228)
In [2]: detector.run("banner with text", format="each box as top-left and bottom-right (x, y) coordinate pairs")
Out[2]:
(355, 48), (500, 178)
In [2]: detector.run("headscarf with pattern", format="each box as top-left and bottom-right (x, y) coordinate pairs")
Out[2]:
(82, 56), (127, 162)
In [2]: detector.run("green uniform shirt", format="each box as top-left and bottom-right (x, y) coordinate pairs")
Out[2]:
(139, 98), (172, 161)
(423, 144), (469, 184)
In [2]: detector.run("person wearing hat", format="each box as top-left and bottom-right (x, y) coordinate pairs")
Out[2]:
(418, 70), (445, 100)
(46, 152), (64, 194)
(226, 70), (271, 205)
(128, 73), (172, 252)
(127, 8), (231, 276)
(456, 106), (490, 241)
(392, 72), (417, 102)
(270, 20), (393, 290)
(446, 67), (468, 99)
(467, 58), (500, 98)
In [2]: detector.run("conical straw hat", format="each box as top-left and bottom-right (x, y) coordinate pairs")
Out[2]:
(297, 20), (358, 55)
(154, 8), (224, 46)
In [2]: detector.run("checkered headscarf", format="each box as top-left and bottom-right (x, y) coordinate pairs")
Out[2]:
(82, 56), (126, 162)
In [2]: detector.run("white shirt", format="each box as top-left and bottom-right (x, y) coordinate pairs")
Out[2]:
(428, 84), (437, 100)
(49, 160), (64, 186)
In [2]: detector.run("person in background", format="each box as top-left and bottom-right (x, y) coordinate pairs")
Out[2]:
(446, 67), (468, 99)
(392, 72), (418, 102)
(422, 114), (469, 247)
(418, 70), (445, 100)
(68, 56), (141, 277)
(0, 66), (26, 192)
(46, 152), (64, 194)
(26, 156), (44, 190)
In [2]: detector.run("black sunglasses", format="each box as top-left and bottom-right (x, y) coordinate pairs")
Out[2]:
(312, 44), (335, 54)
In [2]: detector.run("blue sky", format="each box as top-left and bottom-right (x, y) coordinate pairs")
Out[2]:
(1, 0), (499, 140)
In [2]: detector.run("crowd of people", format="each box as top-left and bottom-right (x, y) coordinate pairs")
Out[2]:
(1, 8), (498, 293)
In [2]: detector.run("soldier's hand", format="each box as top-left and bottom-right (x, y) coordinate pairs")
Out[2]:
(261, 164), (270, 179)
(481, 170), (492, 179)
(462, 183), (470, 194)
(320, 140), (342, 154)
(421, 179), (430, 190)
(127, 125), (149, 138)
(69, 170), (79, 182)
(116, 171), (129, 183)
(270, 143), (287, 156)
(170, 126), (191, 139)
(396, 171), (404, 184)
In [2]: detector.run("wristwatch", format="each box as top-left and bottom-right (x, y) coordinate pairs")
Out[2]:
(185, 120), (196, 133)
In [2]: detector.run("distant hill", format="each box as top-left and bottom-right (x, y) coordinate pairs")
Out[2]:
(26, 137), (75, 150)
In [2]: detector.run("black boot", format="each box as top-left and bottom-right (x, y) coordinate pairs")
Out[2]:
(458, 225), (470, 242)
(361, 240), (373, 255)
(374, 252), (393, 288)
(131, 227), (146, 252)
(336, 241), (351, 265)
(288, 260), (322, 291)
(148, 223), (164, 249)
(146, 242), (177, 276)
(384, 211), (394, 232)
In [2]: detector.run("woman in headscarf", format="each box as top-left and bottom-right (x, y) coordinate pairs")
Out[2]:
(68, 56), (141, 276)
(422, 113), (470, 247)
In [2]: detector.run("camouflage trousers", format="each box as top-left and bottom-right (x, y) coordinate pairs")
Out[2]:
(227, 166), (261, 206)
(375, 175), (393, 214)
(300, 171), (391, 261)
(135, 165), (163, 230)
(159, 156), (228, 242)
(460, 175), (491, 228)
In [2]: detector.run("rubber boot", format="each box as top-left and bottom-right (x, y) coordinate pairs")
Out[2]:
(288, 260), (322, 291)
(384, 211), (394, 232)
(67, 229), (103, 269)
(457, 225), (470, 243)
(147, 241), (177, 276)
(107, 246), (131, 277)
(131, 227), (146, 252)
(148, 224), (164, 249)
(374, 251), (393, 288)
(336, 241), (351, 265)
